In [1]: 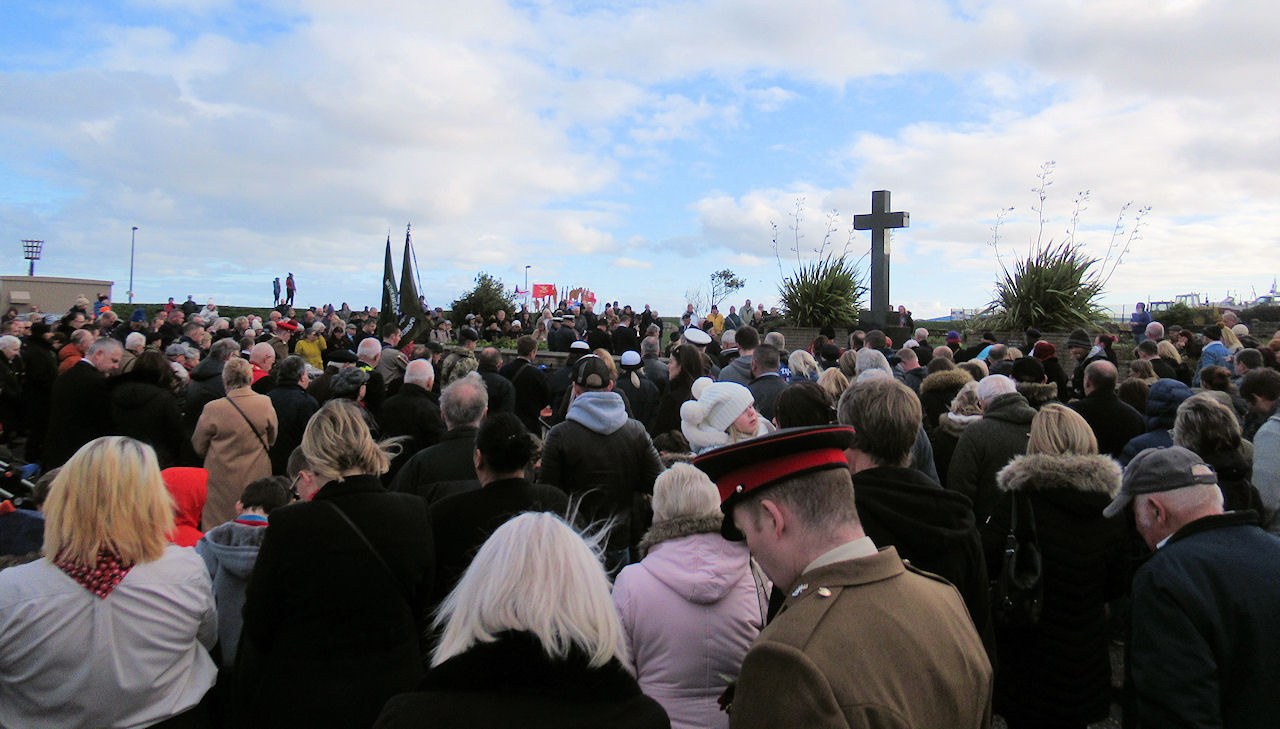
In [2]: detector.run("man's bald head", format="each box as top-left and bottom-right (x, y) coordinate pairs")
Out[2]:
(1084, 359), (1118, 395)
(250, 342), (276, 368)
(404, 358), (435, 388)
(357, 337), (382, 364)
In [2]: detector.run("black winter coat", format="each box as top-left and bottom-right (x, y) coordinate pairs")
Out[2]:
(19, 341), (57, 461)
(266, 383), (320, 476)
(109, 372), (184, 469)
(615, 369), (661, 432)
(918, 369), (973, 434)
(42, 360), (112, 469)
(377, 383), (444, 474)
(983, 454), (1127, 728)
(501, 358), (551, 435)
(652, 375), (695, 437)
(1067, 391), (1146, 459)
(374, 631), (670, 729)
(946, 392), (1036, 523)
(390, 426), (480, 506)
(237, 475), (434, 729)
(428, 477), (569, 606)
(852, 465), (991, 655)
(478, 365), (515, 414)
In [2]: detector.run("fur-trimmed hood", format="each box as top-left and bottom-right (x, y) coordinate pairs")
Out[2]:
(937, 412), (981, 437)
(637, 514), (722, 557)
(1016, 381), (1059, 409)
(997, 453), (1121, 497)
(919, 368), (973, 395)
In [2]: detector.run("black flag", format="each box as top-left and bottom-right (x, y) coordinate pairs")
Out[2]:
(378, 234), (398, 333)
(398, 224), (429, 342)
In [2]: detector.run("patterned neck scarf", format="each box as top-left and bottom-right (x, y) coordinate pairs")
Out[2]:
(54, 548), (133, 599)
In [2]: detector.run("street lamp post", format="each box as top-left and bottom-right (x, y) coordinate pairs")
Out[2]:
(129, 226), (138, 304)
(524, 265), (531, 308)
(21, 239), (44, 276)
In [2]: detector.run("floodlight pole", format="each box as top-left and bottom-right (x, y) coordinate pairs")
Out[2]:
(525, 265), (531, 306)
(129, 226), (138, 304)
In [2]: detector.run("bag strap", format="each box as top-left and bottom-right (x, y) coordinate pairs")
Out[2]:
(225, 393), (271, 457)
(322, 500), (413, 605)
(1010, 492), (1037, 540)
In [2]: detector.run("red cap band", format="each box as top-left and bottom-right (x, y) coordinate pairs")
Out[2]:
(714, 448), (849, 503)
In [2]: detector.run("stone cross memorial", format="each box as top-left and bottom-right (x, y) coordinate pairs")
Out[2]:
(853, 189), (909, 327)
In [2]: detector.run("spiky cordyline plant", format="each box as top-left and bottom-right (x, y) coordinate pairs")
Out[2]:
(983, 239), (1107, 332)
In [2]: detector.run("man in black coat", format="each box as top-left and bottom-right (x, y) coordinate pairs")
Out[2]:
(585, 319), (612, 353)
(428, 413), (568, 607)
(746, 343), (788, 422)
(1068, 360), (1145, 459)
(839, 376), (992, 653)
(499, 335), (550, 435)
(547, 317), (576, 352)
(43, 337), (123, 469)
(379, 359), (445, 480)
(391, 372), (486, 506)
(611, 314), (640, 356)
(640, 335), (668, 396)
(476, 347), (514, 414)
(1107, 446), (1280, 729)
(266, 356), (320, 476)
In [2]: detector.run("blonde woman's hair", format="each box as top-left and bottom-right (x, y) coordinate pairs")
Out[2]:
(651, 463), (721, 522)
(788, 349), (819, 380)
(223, 356), (253, 390)
(1027, 403), (1098, 456)
(42, 436), (172, 568)
(1220, 325), (1242, 352)
(432, 512), (628, 670)
(1156, 339), (1182, 364)
(591, 348), (618, 379)
(817, 367), (849, 403)
(1174, 393), (1242, 454)
(301, 399), (393, 483)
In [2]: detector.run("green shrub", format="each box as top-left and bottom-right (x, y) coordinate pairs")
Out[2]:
(777, 255), (865, 329)
(450, 272), (515, 330)
(982, 241), (1107, 332)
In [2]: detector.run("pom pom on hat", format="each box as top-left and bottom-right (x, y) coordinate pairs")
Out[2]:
(681, 377), (755, 450)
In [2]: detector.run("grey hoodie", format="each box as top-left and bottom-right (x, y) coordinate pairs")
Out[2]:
(195, 519), (268, 666)
(566, 390), (628, 435)
(717, 353), (754, 386)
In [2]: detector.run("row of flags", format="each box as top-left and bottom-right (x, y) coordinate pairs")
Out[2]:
(378, 225), (429, 342)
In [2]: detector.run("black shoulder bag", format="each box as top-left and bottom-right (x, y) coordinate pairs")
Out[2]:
(991, 492), (1043, 627)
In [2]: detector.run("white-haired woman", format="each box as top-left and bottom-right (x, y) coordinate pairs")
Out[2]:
(0, 437), (217, 729)
(236, 399), (434, 729)
(374, 512), (669, 729)
(612, 463), (762, 729)
(680, 377), (772, 452)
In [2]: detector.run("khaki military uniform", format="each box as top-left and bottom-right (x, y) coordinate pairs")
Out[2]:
(730, 546), (992, 729)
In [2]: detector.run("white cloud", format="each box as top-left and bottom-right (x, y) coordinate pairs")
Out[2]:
(612, 257), (652, 269)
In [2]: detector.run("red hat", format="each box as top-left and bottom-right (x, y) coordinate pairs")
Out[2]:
(1032, 341), (1056, 361)
(693, 425), (855, 540)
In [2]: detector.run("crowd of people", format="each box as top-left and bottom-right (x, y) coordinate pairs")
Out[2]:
(2, 292), (1280, 729)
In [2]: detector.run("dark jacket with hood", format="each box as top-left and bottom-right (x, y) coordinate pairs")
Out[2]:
(946, 392), (1036, 523)
(1119, 379), (1193, 466)
(110, 369), (184, 469)
(852, 465), (991, 655)
(930, 412), (982, 490)
(539, 391), (663, 552)
(373, 631), (670, 729)
(196, 516), (269, 667)
(918, 369), (974, 434)
(1015, 381), (1059, 410)
(982, 453), (1128, 728)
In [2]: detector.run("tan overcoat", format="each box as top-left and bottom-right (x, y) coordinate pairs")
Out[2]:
(192, 386), (277, 528)
(730, 546), (992, 729)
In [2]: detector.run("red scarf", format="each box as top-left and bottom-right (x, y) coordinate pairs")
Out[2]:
(54, 548), (133, 599)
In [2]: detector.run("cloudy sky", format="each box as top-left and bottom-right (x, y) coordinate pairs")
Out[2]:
(3, 0), (1279, 319)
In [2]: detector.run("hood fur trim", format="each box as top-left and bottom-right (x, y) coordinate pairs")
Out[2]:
(919, 368), (973, 395)
(637, 514), (723, 557)
(1017, 381), (1059, 407)
(997, 453), (1121, 496)
(937, 412), (981, 437)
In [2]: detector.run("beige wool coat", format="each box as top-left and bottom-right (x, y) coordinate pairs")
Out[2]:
(192, 386), (278, 529)
(730, 546), (993, 729)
